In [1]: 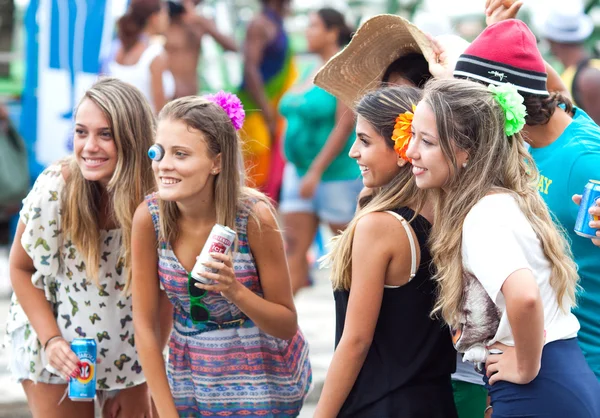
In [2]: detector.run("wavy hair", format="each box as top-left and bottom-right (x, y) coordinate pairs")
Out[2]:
(325, 86), (426, 290)
(421, 78), (579, 328)
(156, 96), (271, 246)
(62, 77), (156, 292)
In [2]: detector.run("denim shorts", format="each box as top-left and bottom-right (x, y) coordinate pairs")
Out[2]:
(279, 164), (362, 225)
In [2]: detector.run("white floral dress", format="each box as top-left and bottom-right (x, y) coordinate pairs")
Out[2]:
(4, 165), (146, 390)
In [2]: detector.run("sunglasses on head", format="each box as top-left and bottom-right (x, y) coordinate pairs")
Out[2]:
(188, 273), (210, 323)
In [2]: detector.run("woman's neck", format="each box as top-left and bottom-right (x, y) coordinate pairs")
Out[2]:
(175, 192), (217, 226)
(318, 44), (340, 63)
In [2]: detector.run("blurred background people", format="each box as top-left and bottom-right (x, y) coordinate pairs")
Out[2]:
(165, 0), (238, 98)
(540, 0), (600, 125)
(237, 0), (295, 198)
(279, 8), (360, 294)
(106, 0), (175, 113)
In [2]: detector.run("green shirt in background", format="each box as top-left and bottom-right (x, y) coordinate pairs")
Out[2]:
(279, 65), (359, 182)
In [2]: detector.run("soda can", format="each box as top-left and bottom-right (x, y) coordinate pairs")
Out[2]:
(69, 338), (97, 401)
(575, 180), (600, 239)
(190, 224), (237, 285)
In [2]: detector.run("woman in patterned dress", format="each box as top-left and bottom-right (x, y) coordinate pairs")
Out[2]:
(6, 77), (170, 417)
(132, 93), (312, 417)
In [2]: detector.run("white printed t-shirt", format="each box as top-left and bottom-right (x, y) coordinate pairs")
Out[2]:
(453, 193), (579, 360)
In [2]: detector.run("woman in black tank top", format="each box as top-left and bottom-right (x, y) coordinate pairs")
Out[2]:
(314, 87), (457, 417)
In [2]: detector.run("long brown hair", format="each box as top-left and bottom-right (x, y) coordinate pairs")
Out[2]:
(421, 78), (579, 328)
(156, 96), (270, 245)
(325, 86), (426, 290)
(117, 0), (162, 51)
(62, 77), (155, 292)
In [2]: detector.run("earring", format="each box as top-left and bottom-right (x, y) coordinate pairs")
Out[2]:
(212, 170), (218, 174)
(462, 162), (468, 168)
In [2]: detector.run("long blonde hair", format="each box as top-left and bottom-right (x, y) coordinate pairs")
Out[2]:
(156, 96), (269, 245)
(422, 79), (579, 328)
(327, 86), (426, 290)
(62, 77), (155, 291)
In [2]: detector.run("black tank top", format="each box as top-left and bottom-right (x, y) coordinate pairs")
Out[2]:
(334, 207), (457, 417)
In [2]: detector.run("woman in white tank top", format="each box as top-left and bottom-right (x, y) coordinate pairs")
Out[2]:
(107, 0), (175, 113)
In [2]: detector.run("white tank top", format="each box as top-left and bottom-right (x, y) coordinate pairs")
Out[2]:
(107, 41), (175, 112)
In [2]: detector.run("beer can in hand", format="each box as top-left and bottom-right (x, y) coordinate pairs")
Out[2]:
(190, 224), (237, 285)
(575, 180), (600, 239)
(69, 338), (97, 401)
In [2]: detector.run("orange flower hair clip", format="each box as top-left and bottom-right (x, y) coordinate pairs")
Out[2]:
(391, 104), (416, 162)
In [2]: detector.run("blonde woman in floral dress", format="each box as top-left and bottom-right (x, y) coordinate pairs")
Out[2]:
(5, 78), (170, 417)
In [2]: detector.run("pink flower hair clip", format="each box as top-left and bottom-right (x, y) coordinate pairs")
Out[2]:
(205, 91), (246, 131)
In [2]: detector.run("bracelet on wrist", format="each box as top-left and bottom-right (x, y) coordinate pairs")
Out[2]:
(43, 335), (63, 351)
(484, 405), (493, 413)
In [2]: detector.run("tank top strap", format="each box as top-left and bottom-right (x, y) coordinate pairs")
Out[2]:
(144, 192), (162, 243)
(384, 210), (418, 281)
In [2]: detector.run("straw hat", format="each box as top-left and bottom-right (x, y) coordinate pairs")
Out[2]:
(313, 14), (434, 108)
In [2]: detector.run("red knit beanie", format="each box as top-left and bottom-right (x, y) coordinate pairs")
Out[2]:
(453, 19), (549, 96)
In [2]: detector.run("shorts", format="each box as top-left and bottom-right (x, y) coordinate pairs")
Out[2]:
(279, 164), (362, 225)
(452, 379), (487, 418)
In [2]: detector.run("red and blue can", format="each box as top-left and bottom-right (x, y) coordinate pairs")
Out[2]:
(69, 338), (97, 401)
(575, 180), (600, 239)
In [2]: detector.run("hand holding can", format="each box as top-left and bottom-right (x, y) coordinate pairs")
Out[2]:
(69, 338), (97, 401)
(44, 336), (80, 380)
(574, 180), (600, 241)
(190, 224), (237, 285)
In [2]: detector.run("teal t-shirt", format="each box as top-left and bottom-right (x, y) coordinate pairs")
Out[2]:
(278, 67), (359, 182)
(529, 108), (600, 379)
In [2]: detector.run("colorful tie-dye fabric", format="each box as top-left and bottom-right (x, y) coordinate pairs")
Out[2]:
(5, 164), (145, 389)
(146, 193), (312, 417)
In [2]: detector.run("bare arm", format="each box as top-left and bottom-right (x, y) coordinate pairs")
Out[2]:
(149, 53), (169, 113)
(308, 101), (355, 177)
(10, 221), (63, 347)
(576, 67), (600, 121)
(314, 213), (406, 417)
(546, 61), (569, 97)
(243, 19), (276, 133)
(299, 101), (356, 198)
(486, 269), (544, 385)
(232, 201), (298, 339)
(131, 203), (178, 418)
(193, 16), (238, 52)
(504, 269), (544, 378)
(10, 221), (80, 378)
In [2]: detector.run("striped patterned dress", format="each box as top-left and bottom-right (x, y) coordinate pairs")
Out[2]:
(146, 194), (312, 417)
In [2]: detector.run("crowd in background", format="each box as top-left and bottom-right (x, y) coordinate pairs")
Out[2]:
(1, 0), (600, 417)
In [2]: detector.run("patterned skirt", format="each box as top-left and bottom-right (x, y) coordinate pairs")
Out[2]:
(167, 320), (312, 417)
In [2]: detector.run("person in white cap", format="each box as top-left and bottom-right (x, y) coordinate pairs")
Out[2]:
(541, 0), (600, 124)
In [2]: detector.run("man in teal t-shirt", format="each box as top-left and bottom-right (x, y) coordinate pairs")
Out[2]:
(529, 108), (600, 379)
(452, 19), (600, 380)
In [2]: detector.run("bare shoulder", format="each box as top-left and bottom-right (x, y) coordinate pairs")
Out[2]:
(132, 201), (155, 233)
(247, 199), (278, 234)
(578, 66), (600, 93)
(353, 211), (410, 251)
(246, 16), (269, 38)
(60, 161), (71, 182)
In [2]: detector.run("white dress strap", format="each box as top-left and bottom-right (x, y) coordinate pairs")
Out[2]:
(384, 210), (418, 284)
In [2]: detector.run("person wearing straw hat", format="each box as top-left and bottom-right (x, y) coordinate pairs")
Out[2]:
(314, 14), (487, 418)
(540, 0), (600, 125)
(313, 14), (469, 110)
